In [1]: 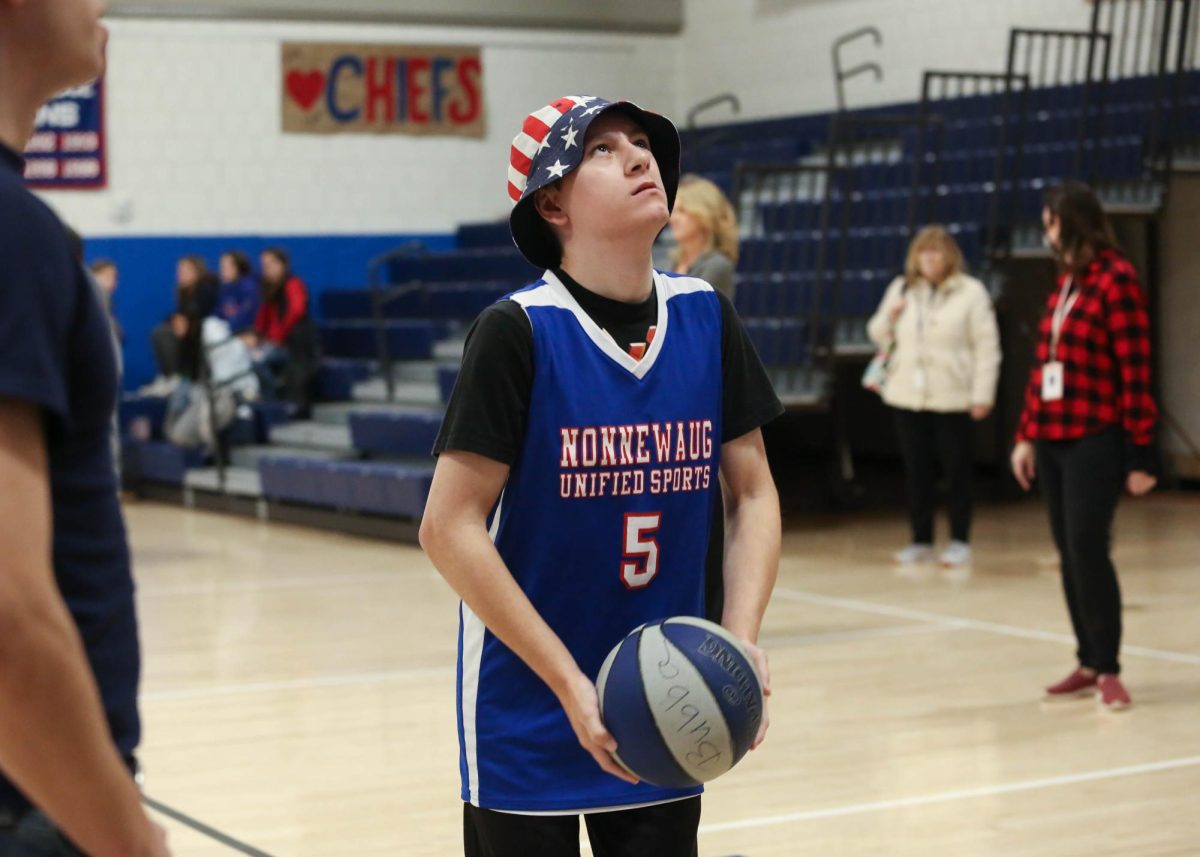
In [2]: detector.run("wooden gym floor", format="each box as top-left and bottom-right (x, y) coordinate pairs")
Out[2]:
(128, 493), (1200, 856)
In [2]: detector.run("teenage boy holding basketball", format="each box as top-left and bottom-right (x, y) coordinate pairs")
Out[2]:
(421, 95), (782, 856)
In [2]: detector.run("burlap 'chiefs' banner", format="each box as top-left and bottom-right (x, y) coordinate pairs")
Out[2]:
(281, 42), (485, 137)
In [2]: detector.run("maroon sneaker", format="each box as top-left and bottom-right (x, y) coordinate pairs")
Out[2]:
(1044, 667), (1098, 700)
(1097, 674), (1132, 710)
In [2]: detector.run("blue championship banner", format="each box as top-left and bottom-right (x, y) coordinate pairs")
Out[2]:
(24, 76), (107, 190)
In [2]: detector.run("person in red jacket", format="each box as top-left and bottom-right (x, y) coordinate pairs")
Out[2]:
(1010, 182), (1158, 711)
(250, 247), (319, 417)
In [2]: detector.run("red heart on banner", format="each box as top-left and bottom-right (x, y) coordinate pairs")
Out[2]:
(286, 70), (325, 111)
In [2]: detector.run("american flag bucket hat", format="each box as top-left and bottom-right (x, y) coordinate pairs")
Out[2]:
(507, 95), (681, 269)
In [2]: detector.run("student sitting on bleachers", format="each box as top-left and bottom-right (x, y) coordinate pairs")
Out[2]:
(216, 250), (260, 335)
(144, 255), (219, 394)
(245, 247), (320, 418)
(164, 316), (259, 452)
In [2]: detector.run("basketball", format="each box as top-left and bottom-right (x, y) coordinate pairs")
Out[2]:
(596, 616), (764, 788)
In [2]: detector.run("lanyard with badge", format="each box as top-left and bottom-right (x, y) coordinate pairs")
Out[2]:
(1042, 276), (1078, 401)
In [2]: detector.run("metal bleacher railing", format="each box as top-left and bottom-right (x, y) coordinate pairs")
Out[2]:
(366, 240), (429, 403)
(919, 70), (1031, 266)
(687, 4), (1196, 341)
(1005, 27), (1113, 181)
(197, 333), (260, 496)
(832, 26), (883, 113)
(1090, 0), (1198, 177)
(680, 93), (743, 189)
(730, 110), (941, 493)
(731, 111), (942, 382)
(733, 162), (836, 407)
(821, 112), (943, 351)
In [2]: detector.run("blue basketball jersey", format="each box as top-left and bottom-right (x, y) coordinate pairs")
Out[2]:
(457, 269), (723, 812)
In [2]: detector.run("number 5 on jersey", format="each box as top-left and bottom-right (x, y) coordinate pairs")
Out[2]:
(621, 512), (662, 589)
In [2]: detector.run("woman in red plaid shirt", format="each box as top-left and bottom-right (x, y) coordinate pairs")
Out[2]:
(1011, 182), (1158, 711)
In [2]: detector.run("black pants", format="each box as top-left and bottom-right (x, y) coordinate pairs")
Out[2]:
(893, 408), (974, 544)
(258, 337), (319, 418)
(464, 797), (700, 857)
(0, 808), (83, 855)
(150, 323), (179, 377)
(1036, 428), (1125, 674)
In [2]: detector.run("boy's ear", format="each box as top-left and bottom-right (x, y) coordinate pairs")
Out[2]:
(534, 184), (568, 229)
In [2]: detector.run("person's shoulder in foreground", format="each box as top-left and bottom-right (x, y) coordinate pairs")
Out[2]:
(0, 1), (169, 853)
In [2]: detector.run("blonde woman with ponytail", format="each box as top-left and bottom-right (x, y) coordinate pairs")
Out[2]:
(669, 174), (740, 300)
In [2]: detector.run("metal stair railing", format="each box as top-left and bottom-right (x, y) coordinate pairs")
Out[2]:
(366, 240), (429, 403)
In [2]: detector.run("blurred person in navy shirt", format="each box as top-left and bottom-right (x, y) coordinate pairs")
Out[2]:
(216, 250), (259, 335)
(0, 0), (170, 853)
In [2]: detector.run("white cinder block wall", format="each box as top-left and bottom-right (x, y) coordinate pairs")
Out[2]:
(40, 2), (1103, 238)
(38, 18), (679, 237)
(677, 0), (1093, 124)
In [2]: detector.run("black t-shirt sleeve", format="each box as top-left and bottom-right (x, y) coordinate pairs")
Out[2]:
(432, 300), (534, 465)
(718, 290), (784, 442)
(0, 201), (72, 422)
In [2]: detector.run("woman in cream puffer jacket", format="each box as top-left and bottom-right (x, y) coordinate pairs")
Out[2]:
(866, 225), (1001, 569)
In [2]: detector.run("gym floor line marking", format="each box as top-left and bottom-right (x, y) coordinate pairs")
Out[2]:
(141, 666), (455, 702)
(773, 587), (1200, 665)
(136, 571), (408, 597)
(143, 795), (275, 856)
(141, 623), (957, 703)
(760, 622), (953, 648)
(695, 755), (1200, 835)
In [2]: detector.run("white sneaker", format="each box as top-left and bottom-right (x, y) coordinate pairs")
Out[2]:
(940, 541), (972, 567)
(136, 377), (165, 396)
(894, 544), (935, 565)
(138, 375), (180, 397)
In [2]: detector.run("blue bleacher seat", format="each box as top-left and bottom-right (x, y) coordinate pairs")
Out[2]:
(119, 394), (168, 439)
(320, 282), (514, 323)
(318, 290), (374, 320)
(316, 358), (373, 401)
(349, 462), (434, 519)
(123, 439), (207, 485)
(319, 320), (438, 360)
(388, 249), (538, 285)
(258, 456), (434, 519)
(756, 199), (823, 234)
(349, 410), (442, 458)
(742, 318), (808, 366)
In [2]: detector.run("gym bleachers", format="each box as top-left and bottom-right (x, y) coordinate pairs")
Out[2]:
(120, 220), (521, 528)
(697, 69), (1199, 366)
(124, 67), (1200, 530)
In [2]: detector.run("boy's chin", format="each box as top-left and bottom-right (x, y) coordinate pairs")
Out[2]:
(630, 202), (670, 230)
